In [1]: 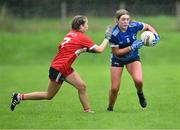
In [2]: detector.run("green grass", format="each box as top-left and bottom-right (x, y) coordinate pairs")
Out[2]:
(0, 16), (180, 129)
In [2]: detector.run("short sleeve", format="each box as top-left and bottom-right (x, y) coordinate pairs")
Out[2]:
(80, 34), (96, 50)
(109, 35), (119, 48)
(132, 21), (144, 31)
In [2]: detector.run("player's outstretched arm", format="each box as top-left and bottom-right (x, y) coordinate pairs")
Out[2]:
(92, 39), (109, 53)
(91, 26), (112, 53)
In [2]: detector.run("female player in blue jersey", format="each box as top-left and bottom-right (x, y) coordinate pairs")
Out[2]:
(107, 9), (160, 111)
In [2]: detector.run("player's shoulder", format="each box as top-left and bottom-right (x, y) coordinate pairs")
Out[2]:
(112, 24), (120, 37)
(129, 21), (143, 27)
(75, 31), (93, 44)
(79, 32), (90, 41)
(129, 21), (144, 31)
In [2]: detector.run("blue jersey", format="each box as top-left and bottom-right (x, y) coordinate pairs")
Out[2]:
(109, 21), (144, 62)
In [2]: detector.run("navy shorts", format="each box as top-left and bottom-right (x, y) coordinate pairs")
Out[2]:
(111, 56), (140, 67)
(49, 67), (65, 83)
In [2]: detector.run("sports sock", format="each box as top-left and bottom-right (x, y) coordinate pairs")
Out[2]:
(137, 90), (143, 94)
(20, 94), (25, 100)
(84, 108), (90, 112)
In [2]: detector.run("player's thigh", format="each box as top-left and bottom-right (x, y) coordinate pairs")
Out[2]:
(65, 71), (85, 89)
(111, 66), (123, 88)
(47, 80), (63, 97)
(126, 61), (143, 81)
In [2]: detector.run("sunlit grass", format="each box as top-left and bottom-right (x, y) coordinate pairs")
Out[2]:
(0, 16), (180, 129)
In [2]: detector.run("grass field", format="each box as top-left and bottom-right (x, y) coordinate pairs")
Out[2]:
(0, 16), (180, 129)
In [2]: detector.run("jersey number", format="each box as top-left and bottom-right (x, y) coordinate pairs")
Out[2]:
(61, 37), (71, 48)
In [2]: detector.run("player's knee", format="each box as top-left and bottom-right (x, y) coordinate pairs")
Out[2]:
(77, 83), (87, 92)
(46, 93), (54, 100)
(47, 96), (53, 100)
(111, 87), (119, 95)
(134, 79), (143, 87)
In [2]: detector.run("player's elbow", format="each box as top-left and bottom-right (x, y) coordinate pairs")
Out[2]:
(144, 23), (153, 31)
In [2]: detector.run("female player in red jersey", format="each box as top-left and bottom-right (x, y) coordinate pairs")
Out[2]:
(10, 15), (112, 113)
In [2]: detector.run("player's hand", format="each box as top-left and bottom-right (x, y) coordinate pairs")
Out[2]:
(152, 33), (160, 46)
(105, 25), (112, 40)
(130, 40), (144, 51)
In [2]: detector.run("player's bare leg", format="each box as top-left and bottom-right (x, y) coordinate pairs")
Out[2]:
(126, 61), (147, 108)
(126, 61), (143, 92)
(107, 67), (123, 111)
(10, 80), (62, 111)
(65, 71), (93, 113)
(21, 80), (62, 100)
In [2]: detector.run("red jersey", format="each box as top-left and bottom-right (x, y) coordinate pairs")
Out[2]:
(51, 30), (96, 77)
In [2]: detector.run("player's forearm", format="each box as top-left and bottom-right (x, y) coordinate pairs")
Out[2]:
(113, 46), (131, 56)
(144, 24), (158, 34)
(93, 39), (109, 53)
